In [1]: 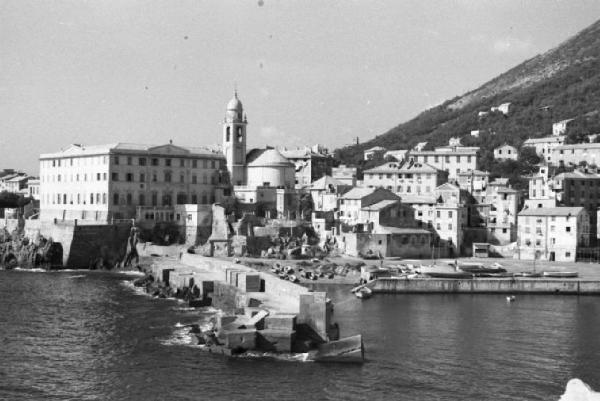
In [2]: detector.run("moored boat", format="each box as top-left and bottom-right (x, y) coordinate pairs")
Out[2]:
(542, 271), (578, 278)
(355, 286), (373, 299)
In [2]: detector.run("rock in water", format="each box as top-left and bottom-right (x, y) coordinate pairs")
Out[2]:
(559, 379), (600, 401)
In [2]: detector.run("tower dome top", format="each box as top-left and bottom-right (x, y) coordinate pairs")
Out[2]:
(226, 90), (243, 113)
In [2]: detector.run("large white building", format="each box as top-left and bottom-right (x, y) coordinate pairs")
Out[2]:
(407, 146), (478, 179)
(363, 160), (444, 196)
(39, 142), (228, 223)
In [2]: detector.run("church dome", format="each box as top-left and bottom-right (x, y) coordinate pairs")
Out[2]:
(247, 149), (293, 167)
(227, 92), (243, 112)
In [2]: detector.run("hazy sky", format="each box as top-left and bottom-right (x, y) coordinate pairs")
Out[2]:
(2, 1), (600, 174)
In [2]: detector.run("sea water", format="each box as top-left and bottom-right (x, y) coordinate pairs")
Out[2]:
(0, 270), (599, 400)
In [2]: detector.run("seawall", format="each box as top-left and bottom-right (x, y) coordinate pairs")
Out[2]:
(370, 277), (600, 295)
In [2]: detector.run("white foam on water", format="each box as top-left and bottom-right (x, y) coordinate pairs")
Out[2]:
(236, 351), (313, 363)
(161, 327), (197, 346)
(559, 379), (600, 401)
(114, 270), (146, 276)
(13, 267), (48, 272)
(120, 280), (152, 297)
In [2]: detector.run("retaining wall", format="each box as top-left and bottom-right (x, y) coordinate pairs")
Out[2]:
(371, 277), (600, 294)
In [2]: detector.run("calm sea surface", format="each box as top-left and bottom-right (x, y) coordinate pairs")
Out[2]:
(1, 270), (599, 401)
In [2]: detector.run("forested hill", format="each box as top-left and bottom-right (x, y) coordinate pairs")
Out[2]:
(335, 18), (600, 172)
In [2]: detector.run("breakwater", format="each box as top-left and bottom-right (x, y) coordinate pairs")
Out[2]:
(138, 250), (364, 362)
(369, 277), (600, 294)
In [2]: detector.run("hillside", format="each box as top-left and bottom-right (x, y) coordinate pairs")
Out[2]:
(335, 18), (600, 181)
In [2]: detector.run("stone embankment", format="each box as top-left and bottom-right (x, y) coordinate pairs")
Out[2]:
(135, 247), (364, 362)
(369, 277), (600, 294)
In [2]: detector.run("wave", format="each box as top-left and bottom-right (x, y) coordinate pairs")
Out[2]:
(559, 379), (600, 401)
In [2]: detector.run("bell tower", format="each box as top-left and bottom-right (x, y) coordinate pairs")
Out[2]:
(223, 90), (247, 186)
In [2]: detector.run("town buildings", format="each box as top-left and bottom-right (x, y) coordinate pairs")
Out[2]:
(493, 144), (519, 161)
(523, 136), (565, 163)
(363, 146), (386, 161)
(280, 147), (334, 188)
(362, 160), (445, 196)
(551, 143), (600, 167)
(39, 142), (229, 223)
(331, 165), (357, 186)
(517, 207), (590, 262)
(407, 145), (478, 179)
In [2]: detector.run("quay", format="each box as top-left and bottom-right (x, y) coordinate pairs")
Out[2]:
(369, 277), (600, 295)
(138, 246), (364, 362)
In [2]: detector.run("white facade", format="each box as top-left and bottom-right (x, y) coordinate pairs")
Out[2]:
(517, 207), (589, 262)
(363, 161), (442, 196)
(493, 144), (519, 161)
(408, 146), (478, 179)
(39, 143), (227, 223)
(551, 143), (600, 167)
(523, 136), (565, 163)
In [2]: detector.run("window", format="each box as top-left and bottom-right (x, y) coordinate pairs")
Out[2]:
(165, 158), (172, 167)
(151, 158), (159, 166)
(126, 173), (133, 182)
(97, 173), (101, 181)
(102, 193), (107, 204)
(566, 227), (571, 232)
(112, 172), (118, 181)
(180, 174), (185, 183)
(113, 193), (119, 205)
(114, 156), (119, 165)
(192, 159), (197, 168)
(436, 223), (441, 230)
(550, 225), (555, 232)
(152, 173), (157, 182)
(566, 252), (571, 258)
(191, 194), (197, 204)
(139, 157), (147, 166)
(139, 194), (145, 206)
(126, 193), (132, 205)
(192, 175), (197, 184)
(96, 193), (100, 204)
(448, 211), (453, 218)
(90, 194), (94, 204)
(179, 159), (185, 167)
(226, 127), (231, 141)
(211, 160), (215, 169)
(140, 173), (145, 182)
(203, 174), (207, 184)
(448, 224), (452, 230)
(164, 172), (171, 182)
(203, 159), (207, 168)
(436, 210), (441, 218)
(103, 173), (107, 181)
(127, 156), (132, 165)
(151, 192), (158, 206)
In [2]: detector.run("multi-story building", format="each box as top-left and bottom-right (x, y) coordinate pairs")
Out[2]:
(39, 142), (228, 223)
(457, 170), (489, 197)
(401, 183), (467, 256)
(407, 146), (478, 179)
(363, 146), (386, 161)
(27, 179), (40, 200)
(309, 175), (351, 212)
(517, 207), (589, 262)
(363, 160), (445, 196)
(280, 147), (334, 188)
(493, 144), (519, 161)
(523, 136), (565, 163)
(337, 187), (400, 225)
(470, 180), (520, 244)
(331, 164), (357, 186)
(551, 143), (600, 167)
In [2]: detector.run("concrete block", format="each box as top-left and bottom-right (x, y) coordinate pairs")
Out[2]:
(265, 314), (297, 331)
(222, 328), (257, 351)
(256, 329), (295, 353)
(216, 315), (238, 330)
(237, 273), (261, 292)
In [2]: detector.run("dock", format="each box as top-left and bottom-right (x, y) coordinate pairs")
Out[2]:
(369, 277), (600, 295)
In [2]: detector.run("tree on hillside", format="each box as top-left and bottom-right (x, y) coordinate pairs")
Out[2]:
(519, 146), (541, 165)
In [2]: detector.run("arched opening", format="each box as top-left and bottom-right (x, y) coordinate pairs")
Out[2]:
(226, 126), (231, 141)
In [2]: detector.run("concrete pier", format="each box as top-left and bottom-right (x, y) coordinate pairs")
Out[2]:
(370, 277), (600, 295)
(141, 249), (364, 361)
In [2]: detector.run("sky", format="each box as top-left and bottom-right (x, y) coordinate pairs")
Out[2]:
(2, 1), (600, 174)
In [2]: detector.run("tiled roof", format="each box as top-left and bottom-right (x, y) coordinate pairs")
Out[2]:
(518, 207), (584, 217)
(360, 200), (399, 211)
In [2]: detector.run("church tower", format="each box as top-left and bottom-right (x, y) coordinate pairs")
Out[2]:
(223, 91), (247, 186)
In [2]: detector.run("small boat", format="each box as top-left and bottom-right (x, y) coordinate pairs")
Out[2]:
(426, 272), (474, 279)
(542, 271), (578, 278)
(460, 266), (507, 274)
(355, 286), (372, 299)
(515, 271), (542, 278)
(506, 296), (516, 302)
